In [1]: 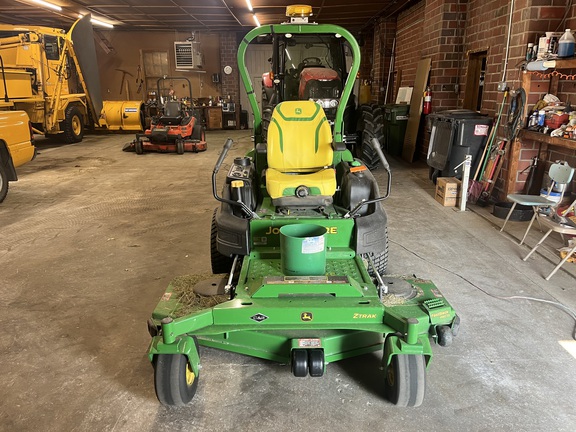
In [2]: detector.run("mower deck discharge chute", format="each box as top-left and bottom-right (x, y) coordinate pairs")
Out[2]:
(147, 6), (459, 408)
(125, 77), (206, 154)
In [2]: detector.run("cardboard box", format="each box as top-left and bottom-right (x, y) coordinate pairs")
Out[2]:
(435, 177), (461, 207)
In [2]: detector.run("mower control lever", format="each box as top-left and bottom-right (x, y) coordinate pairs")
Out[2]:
(344, 138), (392, 219)
(372, 137), (390, 172)
(214, 138), (234, 174)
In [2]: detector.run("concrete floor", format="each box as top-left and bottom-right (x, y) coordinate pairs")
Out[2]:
(1, 129), (575, 431)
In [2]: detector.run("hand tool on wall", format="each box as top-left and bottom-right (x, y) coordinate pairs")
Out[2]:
(136, 65), (143, 94)
(116, 68), (134, 99)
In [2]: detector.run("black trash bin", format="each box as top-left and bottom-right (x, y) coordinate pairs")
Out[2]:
(427, 110), (492, 182)
(383, 103), (410, 156)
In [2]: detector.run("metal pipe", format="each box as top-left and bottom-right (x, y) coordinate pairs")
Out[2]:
(225, 255), (239, 294)
(0, 55), (9, 103)
(501, 0), (515, 82)
(384, 38), (395, 104)
(367, 254), (388, 298)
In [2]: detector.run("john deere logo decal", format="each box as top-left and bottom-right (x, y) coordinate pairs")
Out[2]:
(250, 313), (268, 322)
(295, 108), (302, 115)
(301, 312), (313, 322)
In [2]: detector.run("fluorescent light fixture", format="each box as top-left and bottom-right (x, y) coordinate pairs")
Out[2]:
(253, 14), (260, 27)
(78, 14), (114, 29)
(30, 0), (62, 12)
(285, 49), (291, 61)
(245, 0), (253, 12)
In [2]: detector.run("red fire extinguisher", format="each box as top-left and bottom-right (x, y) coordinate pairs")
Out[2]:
(423, 86), (432, 115)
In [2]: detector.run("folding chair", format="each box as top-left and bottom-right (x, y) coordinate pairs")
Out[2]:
(522, 198), (576, 280)
(500, 162), (574, 244)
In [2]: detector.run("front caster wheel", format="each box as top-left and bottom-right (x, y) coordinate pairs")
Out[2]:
(308, 349), (324, 377)
(383, 354), (426, 407)
(291, 349), (308, 377)
(154, 353), (199, 406)
(437, 325), (453, 347)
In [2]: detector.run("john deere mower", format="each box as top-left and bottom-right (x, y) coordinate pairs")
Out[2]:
(260, 6), (358, 149)
(147, 6), (459, 408)
(125, 77), (206, 155)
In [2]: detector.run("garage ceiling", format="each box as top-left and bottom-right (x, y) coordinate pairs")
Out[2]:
(0, 0), (414, 32)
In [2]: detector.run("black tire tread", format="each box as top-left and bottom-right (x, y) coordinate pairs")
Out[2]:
(154, 354), (199, 406)
(361, 227), (389, 276)
(261, 105), (274, 143)
(0, 164), (8, 203)
(62, 105), (84, 144)
(210, 208), (233, 274)
(384, 354), (426, 407)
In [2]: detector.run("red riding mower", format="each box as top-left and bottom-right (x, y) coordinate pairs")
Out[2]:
(125, 77), (206, 155)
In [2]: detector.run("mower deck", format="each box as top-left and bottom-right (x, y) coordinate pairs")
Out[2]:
(124, 139), (207, 154)
(148, 250), (457, 364)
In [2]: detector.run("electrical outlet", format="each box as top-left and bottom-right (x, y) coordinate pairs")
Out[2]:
(497, 81), (508, 92)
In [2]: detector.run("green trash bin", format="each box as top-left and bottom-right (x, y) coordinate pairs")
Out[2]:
(383, 103), (410, 156)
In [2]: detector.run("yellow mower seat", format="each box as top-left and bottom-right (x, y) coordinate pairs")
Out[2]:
(266, 101), (336, 206)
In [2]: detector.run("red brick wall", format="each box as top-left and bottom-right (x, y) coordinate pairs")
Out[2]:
(396, 2), (426, 93)
(371, 18), (397, 104)
(359, 30), (374, 82)
(219, 32), (241, 107)
(367, 0), (576, 198)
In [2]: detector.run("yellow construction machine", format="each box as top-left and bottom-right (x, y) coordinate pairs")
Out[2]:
(0, 15), (143, 143)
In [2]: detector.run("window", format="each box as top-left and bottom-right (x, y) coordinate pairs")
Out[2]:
(44, 35), (60, 61)
(141, 51), (169, 97)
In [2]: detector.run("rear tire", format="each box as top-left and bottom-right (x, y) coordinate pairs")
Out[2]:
(62, 105), (84, 144)
(261, 104), (274, 142)
(361, 228), (389, 276)
(0, 164), (9, 203)
(134, 139), (144, 155)
(384, 354), (426, 407)
(210, 208), (234, 274)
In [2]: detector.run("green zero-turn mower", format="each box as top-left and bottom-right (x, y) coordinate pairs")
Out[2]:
(147, 6), (460, 408)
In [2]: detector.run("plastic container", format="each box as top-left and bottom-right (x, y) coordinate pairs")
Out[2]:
(280, 224), (327, 276)
(540, 189), (563, 203)
(427, 110), (493, 179)
(383, 103), (409, 156)
(545, 113), (569, 129)
(558, 29), (575, 58)
(537, 110), (546, 126)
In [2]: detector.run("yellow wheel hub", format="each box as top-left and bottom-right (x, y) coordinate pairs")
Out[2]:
(387, 366), (395, 386)
(72, 116), (81, 135)
(185, 363), (195, 386)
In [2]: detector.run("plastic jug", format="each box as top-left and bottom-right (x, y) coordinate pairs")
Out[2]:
(558, 29), (575, 58)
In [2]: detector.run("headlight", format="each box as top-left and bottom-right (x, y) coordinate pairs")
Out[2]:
(314, 99), (339, 109)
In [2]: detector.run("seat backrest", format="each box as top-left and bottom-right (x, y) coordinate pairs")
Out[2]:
(164, 101), (182, 118)
(267, 101), (332, 172)
(549, 162), (575, 185)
